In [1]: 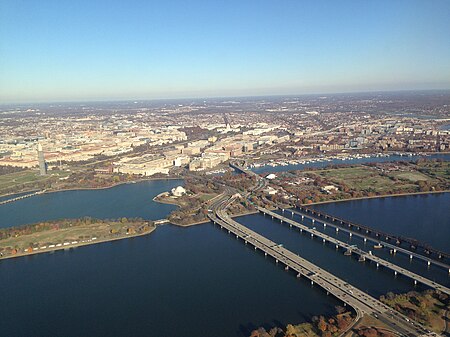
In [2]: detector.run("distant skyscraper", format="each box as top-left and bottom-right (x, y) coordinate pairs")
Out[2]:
(37, 143), (47, 175)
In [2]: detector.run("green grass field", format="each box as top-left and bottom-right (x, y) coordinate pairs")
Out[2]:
(389, 171), (430, 182)
(0, 221), (151, 252)
(316, 167), (396, 192)
(0, 169), (70, 194)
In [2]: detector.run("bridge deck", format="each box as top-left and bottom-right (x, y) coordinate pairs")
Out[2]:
(300, 206), (450, 260)
(289, 208), (450, 271)
(209, 206), (427, 336)
(258, 207), (450, 296)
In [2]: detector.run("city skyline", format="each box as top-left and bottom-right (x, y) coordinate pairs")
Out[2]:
(1, 0), (450, 103)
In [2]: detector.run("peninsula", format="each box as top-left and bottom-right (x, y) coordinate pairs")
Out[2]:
(0, 217), (155, 260)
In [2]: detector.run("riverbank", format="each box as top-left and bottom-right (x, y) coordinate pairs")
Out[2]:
(302, 189), (450, 206)
(0, 227), (156, 261)
(0, 176), (183, 202)
(0, 219), (156, 261)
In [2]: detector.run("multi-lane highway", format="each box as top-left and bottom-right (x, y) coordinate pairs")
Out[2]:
(208, 193), (435, 337)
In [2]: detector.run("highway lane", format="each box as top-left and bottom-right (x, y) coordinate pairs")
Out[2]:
(259, 207), (450, 296)
(208, 193), (432, 337)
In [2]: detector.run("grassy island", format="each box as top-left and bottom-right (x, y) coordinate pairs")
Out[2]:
(0, 217), (155, 260)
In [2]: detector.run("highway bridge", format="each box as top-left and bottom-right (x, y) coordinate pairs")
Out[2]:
(298, 206), (450, 261)
(288, 208), (450, 272)
(0, 190), (44, 205)
(208, 194), (434, 337)
(257, 207), (450, 296)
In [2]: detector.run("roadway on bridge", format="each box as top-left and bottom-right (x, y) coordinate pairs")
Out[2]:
(209, 193), (430, 337)
(289, 208), (450, 272)
(258, 207), (450, 296)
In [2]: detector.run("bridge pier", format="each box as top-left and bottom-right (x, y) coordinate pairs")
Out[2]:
(414, 280), (417, 286)
(323, 238), (326, 244)
(289, 224), (292, 228)
(410, 255), (413, 260)
(275, 259), (279, 264)
(296, 272), (301, 278)
(312, 219), (315, 224)
(264, 252), (267, 257)
(364, 238), (367, 243)
(427, 260), (431, 267)
(394, 271), (398, 276)
(336, 228), (339, 233)
(285, 266), (289, 271)
(311, 280), (314, 286)
(301, 215), (304, 220)
(323, 223), (326, 228)
(349, 233), (352, 238)
(376, 263), (379, 268)
(311, 233), (314, 238)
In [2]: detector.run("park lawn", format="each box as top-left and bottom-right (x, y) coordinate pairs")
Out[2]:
(198, 193), (218, 202)
(0, 170), (44, 188)
(417, 161), (450, 180)
(0, 169), (70, 193)
(0, 221), (145, 251)
(316, 167), (395, 193)
(388, 171), (431, 182)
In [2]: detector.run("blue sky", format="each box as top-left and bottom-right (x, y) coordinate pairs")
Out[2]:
(1, 0), (449, 103)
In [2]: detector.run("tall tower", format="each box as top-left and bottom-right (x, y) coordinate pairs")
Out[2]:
(37, 143), (47, 175)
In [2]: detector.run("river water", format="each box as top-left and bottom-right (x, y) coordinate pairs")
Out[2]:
(252, 153), (450, 174)
(0, 180), (448, 337)
(0, 179), (338, 337)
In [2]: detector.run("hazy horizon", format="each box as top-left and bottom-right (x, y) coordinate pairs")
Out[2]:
(1, 0), (450, 103)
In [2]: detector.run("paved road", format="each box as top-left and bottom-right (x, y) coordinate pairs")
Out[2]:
(208, 193), (434, 337)
(259, 207), (450, 296)
(291, 208), (450, 272)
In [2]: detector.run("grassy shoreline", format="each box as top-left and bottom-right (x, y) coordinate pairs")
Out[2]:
(0, 226), (156, 261)
(302, 189), (450, 206)
(0, 176), (183, 201)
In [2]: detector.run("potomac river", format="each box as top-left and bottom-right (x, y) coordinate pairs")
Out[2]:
(0, 180), (449, 337)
